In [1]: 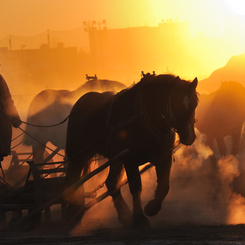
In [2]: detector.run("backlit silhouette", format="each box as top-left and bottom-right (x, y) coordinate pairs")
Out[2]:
(65, 73), (198, 226)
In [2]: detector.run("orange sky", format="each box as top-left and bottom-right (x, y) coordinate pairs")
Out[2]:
(1, 0), (245, 82)
(0, 0), (244, 38)
(1, 0), (245, 55)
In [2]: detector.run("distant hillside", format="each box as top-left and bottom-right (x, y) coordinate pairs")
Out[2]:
(198, 52), (245, 94)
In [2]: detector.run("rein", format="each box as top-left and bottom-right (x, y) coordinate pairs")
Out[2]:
(0, 109), (69, 128)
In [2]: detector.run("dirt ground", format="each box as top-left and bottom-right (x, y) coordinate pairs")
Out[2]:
(2, 178), (245, 244)
(1, 222), (245, 245)
(1, 196), (245, 245)
(2, 143), (245, 244)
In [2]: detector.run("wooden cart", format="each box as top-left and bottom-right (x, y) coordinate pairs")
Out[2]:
(0, 148), (153, 231)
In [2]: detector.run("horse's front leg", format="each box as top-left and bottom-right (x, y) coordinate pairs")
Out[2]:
(64, 156), (90, 224)
(124, 164), (150, 226)
(144, 153), (172, 216)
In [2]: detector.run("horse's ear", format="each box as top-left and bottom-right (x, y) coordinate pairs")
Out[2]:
(189, 77), (198, 91)
(173, 76), (179, 84)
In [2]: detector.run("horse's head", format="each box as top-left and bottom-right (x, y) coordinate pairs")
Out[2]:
(170, 77), (198, 145)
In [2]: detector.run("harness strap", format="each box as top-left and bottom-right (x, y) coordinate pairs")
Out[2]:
(108, 113), (144, 133)
(105, 73), (173, 147)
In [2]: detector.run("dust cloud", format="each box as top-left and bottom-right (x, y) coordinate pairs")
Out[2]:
(148, 130), (245, 226)
(72, 128), (245, 233)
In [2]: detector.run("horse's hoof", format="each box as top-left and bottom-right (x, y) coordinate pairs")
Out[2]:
(114, 202), (133, 226)
(118, 215), (134, 226)
(114, 198), (133, 226)
(133, 213), (150, 227)
(117, 207), (133, 226)
(144, 199), (161, 216)
(117, 203), (133, 226)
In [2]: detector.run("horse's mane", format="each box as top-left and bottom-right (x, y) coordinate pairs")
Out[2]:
(115, 78), (141, 97)
(114, 73), (199, 107)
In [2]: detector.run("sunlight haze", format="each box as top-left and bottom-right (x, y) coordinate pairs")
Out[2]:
(1, 0), (244, 37)
(2, 0), (245, 234)
(1, 0), (245, 92)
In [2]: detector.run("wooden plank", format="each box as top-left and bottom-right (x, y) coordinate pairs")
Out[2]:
(42, 147), (62, 164)
(35, 161), (66, 167)
(37, 168), (67, 175)
(38, 177), (66, 185)
(0, 204), (34, 210)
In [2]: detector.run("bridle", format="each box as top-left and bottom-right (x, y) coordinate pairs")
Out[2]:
(141, 73), (198, 137)
(105, 73), (198, 150)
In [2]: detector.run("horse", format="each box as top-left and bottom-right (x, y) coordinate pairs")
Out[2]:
(65, 73), (199, 226)
(195, 81), (245, 198)
(196, 81), (245, 157)
(22, 77), (126, 164)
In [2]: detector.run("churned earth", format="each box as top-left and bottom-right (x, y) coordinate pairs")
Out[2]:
(1, 221), (245, 245)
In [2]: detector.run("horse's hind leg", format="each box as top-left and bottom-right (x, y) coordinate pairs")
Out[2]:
(124, 164), (150, 226)
(106, 162), (133, 226)
(64, 156), (90, 224)
(65, 156), (88, 207)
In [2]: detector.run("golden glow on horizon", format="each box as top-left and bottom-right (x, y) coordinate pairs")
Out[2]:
(1, 0), (244, 37)
(144, 0), (245, 82)
(149, 0), (245, 37)
(1, 0), (245, 89)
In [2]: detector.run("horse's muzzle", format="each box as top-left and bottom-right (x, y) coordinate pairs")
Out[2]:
(180, 134), (196, 145)
(178, 125), (196, 146)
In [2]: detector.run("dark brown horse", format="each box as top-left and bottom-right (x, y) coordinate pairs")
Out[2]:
(65, 73), (198, 226)
(22, 77), (126, 163)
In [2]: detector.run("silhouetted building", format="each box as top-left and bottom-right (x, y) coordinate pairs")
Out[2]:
(86, 20), (190, 79)
(0, 43), (90, 94)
